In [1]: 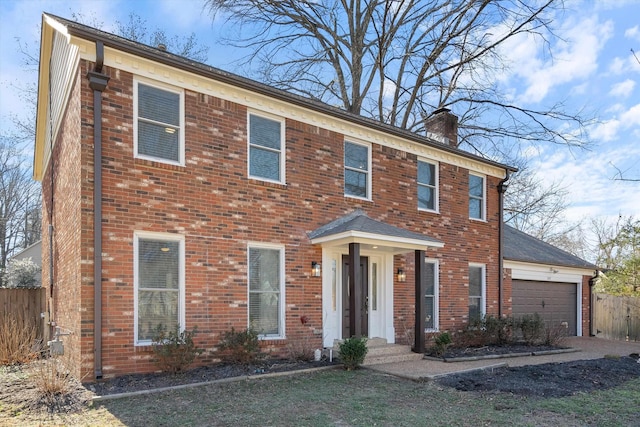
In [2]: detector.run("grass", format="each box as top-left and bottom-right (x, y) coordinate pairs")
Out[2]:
(1, 369), (639, 426)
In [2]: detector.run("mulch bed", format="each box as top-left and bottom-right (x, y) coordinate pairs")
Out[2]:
(427, 343), (566, 360)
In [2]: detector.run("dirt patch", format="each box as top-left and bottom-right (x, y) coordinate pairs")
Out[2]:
(437, 356), (640, 398)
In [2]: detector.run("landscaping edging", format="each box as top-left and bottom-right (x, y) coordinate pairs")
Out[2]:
(92, 365), (341, 402)
(424, 347), (579, 363)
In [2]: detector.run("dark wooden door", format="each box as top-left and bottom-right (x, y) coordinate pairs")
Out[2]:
(342, 255), (369, 338)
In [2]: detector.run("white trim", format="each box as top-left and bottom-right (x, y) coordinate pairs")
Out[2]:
(133, 76), (185, 166)
(310, 231), (444, 253)
(469, 172), (486, 221)
(133, 231), (185, 346)
(247, 110), (286, 185)
(344, 140), (372, 201)
(425, 258), (439, 332)
(417, 158), (439, 213)
(469, 263), (486, 318)
(247, 242), (286, 340)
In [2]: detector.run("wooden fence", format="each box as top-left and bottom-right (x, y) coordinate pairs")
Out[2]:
(0, 287), (47, 341)
(594, 293), (640, 342)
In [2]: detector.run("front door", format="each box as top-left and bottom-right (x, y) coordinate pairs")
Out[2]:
(342, 255), (369, 338)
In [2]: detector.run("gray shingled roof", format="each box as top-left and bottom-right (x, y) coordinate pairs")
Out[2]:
(504, 225), (596, 269)
(309, 210), (443, 245)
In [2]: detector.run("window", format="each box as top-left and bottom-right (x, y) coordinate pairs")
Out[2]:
(134, 232), (184, 345)
(248, 245), (285, 338)
(418, 160), (437, 211)
(248, 113), (285, 183)
(134, 79), (184, 165)
(424, 260), (438, 330)
(344, 141), (370, 199)
(468, 264), (485, 321)
(469, 173), (485, 220)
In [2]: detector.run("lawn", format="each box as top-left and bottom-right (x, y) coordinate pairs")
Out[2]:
(2, 368), (639, 426)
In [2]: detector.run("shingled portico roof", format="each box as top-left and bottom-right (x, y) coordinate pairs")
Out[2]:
(504, 225), (597, 270)
(309, 210), (444, 253)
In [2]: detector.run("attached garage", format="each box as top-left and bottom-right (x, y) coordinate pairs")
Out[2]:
(512, 280), (577, 335)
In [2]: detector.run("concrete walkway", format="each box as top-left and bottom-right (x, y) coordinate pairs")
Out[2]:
(366, 337), (640, 380)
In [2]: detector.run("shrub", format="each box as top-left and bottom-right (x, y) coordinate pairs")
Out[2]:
(152, 325), (203, 374)
(286, 315), (315, 362)
(30, 352), (74, 403)
(218, 326), (261, 365)
(518, 314), (545, 345)
(455, 315), (515, 348)
(544, 323), (568, 346)
(338, 336), (368, 370)
(3, 257), (41, 288)
(429, 332), (452, 357)
(0, 312), (39, 365)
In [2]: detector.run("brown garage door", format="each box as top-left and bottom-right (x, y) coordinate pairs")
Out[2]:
(512, 280), (577, 336)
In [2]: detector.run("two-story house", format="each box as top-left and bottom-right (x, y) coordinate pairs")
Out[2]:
(34, 14), (593, 381)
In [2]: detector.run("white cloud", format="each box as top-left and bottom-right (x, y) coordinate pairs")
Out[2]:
(590, 103), (640, 141)
(608, 79), (636, 97)
(624, 25), (640, 41)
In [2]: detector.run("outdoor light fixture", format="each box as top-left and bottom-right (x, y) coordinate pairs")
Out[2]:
(397, 268), (406, 282)
(312, 262), (321, 277)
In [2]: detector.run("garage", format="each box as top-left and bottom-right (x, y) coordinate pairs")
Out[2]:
(512, 280), (577, 336)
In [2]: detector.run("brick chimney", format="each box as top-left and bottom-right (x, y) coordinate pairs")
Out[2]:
(425, 108), (458, 147)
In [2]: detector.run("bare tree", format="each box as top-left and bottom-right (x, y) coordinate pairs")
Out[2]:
(204, 0), (593, 157)
(0, 141), (40, 286)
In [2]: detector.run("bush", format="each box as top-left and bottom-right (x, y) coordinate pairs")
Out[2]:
(455, 315), (515, 348)
(518, 314), (545, 345)
(152, 325), (203, 374)
(30, 353), (74, 403)
(218, 327), (261, 365)
(0, 312), (40, 365)
(3, 258), (41, 288)
(429, 332), (452, 357)
(338, 336), (368, 370)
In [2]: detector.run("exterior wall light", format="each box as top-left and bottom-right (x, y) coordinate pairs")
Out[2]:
(397, 268), (406, 282)
(312, 262), (321, 277)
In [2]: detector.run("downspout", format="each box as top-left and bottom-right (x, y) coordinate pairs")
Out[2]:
(588, 270), (598, 336)
(87, 40), (109, 380)
(497, 170), (511, 318)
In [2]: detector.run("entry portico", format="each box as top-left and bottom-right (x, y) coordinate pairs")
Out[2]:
(309, 210), (444, 352)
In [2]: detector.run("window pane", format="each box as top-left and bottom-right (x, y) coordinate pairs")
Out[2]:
(469, 175), (483, 197)
(469, 266), (482, 297)
(250, 115), (281, 150)
(345, 169), (367, 197)
(250, 146), (280, 181)
(424, 263), (435, 295)
(345, 142), (368, 170)
(138, 121), (180, 162)
(139, 239), (179, 289)
(469, 198), (482, 219)
(469, 298), (481, 321)
(249, 292), (279, 335)
(418, 162), (435, 186)
(249, 248), (280, 291)
(138, 290), (179, 341)
(425, 296), (434, 329)
(418, 186), (434, 210)
(139, 84), (179, 126)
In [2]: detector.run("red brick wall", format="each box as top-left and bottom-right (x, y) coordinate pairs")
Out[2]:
(51, 59), (505, 378)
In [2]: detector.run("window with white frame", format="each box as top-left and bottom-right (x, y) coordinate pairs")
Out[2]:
(134, 232), (184, 345)
(418, 160), (437, 211)
(344, 141), (370, 198)
(248, 113), (285, 183)
(468, 264), (485, 321)
(469, 173), (485, 220)
(134, 79), (184, 165)
(424, 260), (439, 330)
(248, 245), (284, 338)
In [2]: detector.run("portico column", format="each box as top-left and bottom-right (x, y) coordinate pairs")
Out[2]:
(349, 243), (362, 338)
(414, 249), (426, 353)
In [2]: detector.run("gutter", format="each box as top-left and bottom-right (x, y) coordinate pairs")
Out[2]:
(87, 40), (109, 380)
(497, 170), (511, 317)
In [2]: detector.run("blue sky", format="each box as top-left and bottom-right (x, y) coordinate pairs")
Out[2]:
(1, 0), (639, 229)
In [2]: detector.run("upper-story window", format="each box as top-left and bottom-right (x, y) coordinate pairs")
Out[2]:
(134, 79), (184, 165)
(469, 173), (485, 220)
(344, 141), (371, 199)
(248, 113), (285, 184)
(418, 160), (437, 211)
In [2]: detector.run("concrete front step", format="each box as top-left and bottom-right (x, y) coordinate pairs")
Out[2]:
(364, 344), (424, 366)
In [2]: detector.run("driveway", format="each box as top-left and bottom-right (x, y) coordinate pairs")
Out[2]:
(366, 336), (640, 380)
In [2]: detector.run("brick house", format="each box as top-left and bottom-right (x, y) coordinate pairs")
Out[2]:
(34, 14), (593, 381)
